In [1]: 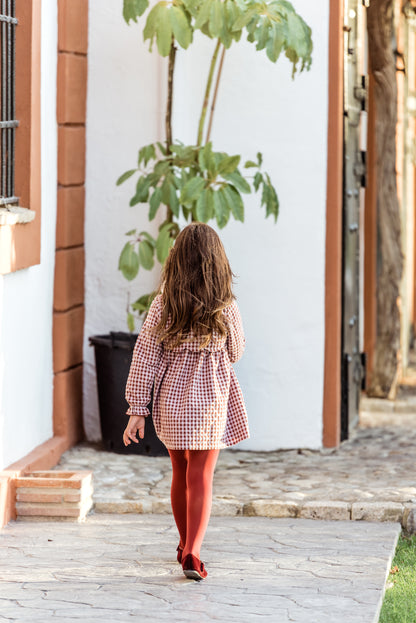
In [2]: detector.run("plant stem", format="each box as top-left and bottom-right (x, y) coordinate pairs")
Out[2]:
(165, 38), (176, 223)
(166, 39), (176, 152)
(205, 45), (226, 144)
(197, 39), (221, 146)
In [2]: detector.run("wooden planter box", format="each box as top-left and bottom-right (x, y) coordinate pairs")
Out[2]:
(15, 471), (93, 521)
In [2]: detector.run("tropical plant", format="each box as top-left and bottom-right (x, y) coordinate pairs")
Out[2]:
(118, 0), (313, 330)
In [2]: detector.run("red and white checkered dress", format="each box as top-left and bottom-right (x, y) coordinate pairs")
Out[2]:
(125, 294), (249, 450)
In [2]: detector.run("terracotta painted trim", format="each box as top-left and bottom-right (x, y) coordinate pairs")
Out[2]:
(53, 366), (84, 445)
(0, 0), (89, 530)
(50, 0), (88, 479)
(58, 0), (88, 54)
(363, 73), (377, 387)
(0, 0), (42, 275)
(0, 436), (67, 527)
(323, 0), (344, 448)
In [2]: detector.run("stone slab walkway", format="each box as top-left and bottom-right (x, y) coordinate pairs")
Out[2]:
(56, 426), (416, 530)
(0, 514), (400, 622)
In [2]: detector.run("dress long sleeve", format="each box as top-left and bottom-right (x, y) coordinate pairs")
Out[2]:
(223, 300), (245, 363)
(125, 295), (163, 417)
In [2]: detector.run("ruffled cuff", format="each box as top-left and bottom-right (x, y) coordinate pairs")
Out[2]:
(126, 405), (150, 418)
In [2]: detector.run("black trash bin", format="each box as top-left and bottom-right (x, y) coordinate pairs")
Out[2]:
(89, 332), (168, 456)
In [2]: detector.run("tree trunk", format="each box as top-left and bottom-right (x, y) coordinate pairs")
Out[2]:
(367, 0), (403, 397)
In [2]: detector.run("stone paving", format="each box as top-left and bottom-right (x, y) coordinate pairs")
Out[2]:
(0, 513), (400, 622)
(56, 425), (416, 530)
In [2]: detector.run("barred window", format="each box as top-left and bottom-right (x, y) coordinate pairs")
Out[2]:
(0, 1), (18, 207)
(0, 0), (40, 272)
(0, 1), (35, 228)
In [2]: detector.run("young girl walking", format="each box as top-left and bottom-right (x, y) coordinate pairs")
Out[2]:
(122, 223), (249, 580)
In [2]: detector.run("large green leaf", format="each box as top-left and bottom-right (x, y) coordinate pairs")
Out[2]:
(156, 224), (174, 263)
(194, 0), (242, 47)
(149, 186), (162, 220)
(218, 154), (240, 175)
(253, 170), (263, 191)
(116, 169), (137, 186)
(209, 0), (223, 37)
(255, 18), (271, 51)
(195, 189), (213, 222)
(285, 12), (312, 74)
(181, 176), (205, 205)
(131, 291), (157, 316)
(161, 176), (173, 205)
(119, 242), (139, 281)
(194, 0), (212, 31)
(157, 141), (167, 156)
(213, 188), (230, 228)
(182, 0), (203, 18)
(198, 145), (207, 171)
(171, 143), (196, 166)
(220, 10), (232, 47)
(153, 160), (171, 176)
(236, 0), (312, 74)
(223, 170), (251, 194)
(136, 176), (152, 201)
(182, 204), (192, 220)
(170, 6), (192, 49)
(169, 183), (180, 217)
(139, 239), (155, 270)
(204, 142), (217, 175)
(138, 231), (157, 246)
(143, 3), (173, 56)
(266, 21), (285, 63)
(143, 3), (162, 51)
(130, 176), (151, 206)
(262, 173), (280, 220)
(232, 6), (258, 31)
(223, 185), (244, 221)
(138, 143), (156, 166)
(206, 188), (215, 221)
(156, 6), (173, 57)
(123, 0), (149, 24)
(224, 0), (242, 45)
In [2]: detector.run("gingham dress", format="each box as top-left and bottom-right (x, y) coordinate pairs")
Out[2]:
(125, 294), (249, 450)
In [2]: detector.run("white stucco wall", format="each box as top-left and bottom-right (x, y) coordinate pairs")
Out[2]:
(85, 0), (328, 449)
(0, 0), (58, 469)
(84, 1), (167, 440)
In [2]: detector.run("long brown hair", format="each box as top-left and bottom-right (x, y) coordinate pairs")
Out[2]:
(155, 223), (234, 348)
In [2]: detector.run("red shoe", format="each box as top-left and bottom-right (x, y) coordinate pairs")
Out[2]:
(182, 553), (208, 580)
(176, 545), (184, 564)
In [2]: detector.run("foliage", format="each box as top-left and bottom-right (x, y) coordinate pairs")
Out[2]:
(123, 0), (312, 75)
(379, 533), (416, 623)
(117, 145), (278, 283)
(119, 0), (312, 329)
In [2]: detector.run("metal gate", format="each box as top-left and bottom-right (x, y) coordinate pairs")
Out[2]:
(341, 0), (367, 440)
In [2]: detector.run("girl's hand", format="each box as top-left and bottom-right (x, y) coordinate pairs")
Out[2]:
(123, 416), (145, 446)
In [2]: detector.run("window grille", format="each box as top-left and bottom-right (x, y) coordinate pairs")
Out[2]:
(0, 0), (18, 207)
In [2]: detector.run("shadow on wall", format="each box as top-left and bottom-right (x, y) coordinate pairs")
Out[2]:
(83, 359), (101, 442)
(0, 226), (16, 273)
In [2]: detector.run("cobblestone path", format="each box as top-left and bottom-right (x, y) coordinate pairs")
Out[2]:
(56, 426), (416, 529)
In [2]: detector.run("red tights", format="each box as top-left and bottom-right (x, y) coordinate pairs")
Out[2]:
(168, 449), (219, 560)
